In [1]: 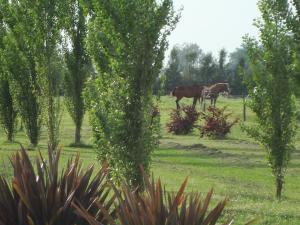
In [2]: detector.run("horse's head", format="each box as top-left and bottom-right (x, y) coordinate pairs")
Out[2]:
(221, 83), (230, 94)
(215, 83), (230, 96)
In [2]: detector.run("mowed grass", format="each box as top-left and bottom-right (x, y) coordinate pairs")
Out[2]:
(0, 96), (300, 224)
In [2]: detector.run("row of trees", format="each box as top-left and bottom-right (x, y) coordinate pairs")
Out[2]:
(0, 0), (178, 187)
(157, 44), (251, 95)
(0, 0), (90, 149)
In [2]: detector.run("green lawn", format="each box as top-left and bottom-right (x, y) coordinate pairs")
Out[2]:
(0, 96), (300, 224)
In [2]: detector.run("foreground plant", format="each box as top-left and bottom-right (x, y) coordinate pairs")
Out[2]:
(113, 169), (232, 225)
(0, 146), (115, 225)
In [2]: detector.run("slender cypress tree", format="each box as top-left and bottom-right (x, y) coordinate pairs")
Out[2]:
(1, 0), (42, 146)
(244, 0), (296, 199)
(63, 0), (91, 146)
(0, 8), (17, 142)
(84, 0), (180, 187)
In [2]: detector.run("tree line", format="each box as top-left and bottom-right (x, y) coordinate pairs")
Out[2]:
(155, 44), (251, 96)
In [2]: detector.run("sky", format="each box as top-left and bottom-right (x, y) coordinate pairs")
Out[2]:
(167, 0), (260, 57)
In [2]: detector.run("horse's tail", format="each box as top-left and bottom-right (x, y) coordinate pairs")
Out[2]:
(171, 87), (177, 96)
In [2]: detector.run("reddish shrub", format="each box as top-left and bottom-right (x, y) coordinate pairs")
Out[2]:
(167, 105), (200, 135)
(200, 106), (239, 138)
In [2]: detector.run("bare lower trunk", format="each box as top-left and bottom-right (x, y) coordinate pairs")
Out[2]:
(48, 95), (58, 151)
(19, 121), (24, 131)
(243, 95), (246, 122)
(75, 124), (81, 145)
(29, 131), (38, 147)
(7, 131), (13, 142)
(276, 174), (283, 200)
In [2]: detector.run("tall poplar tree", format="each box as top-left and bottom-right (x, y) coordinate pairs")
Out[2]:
(63, 0), (91, 146)
(32, 0), (65, 150)
(1, 0), (42, 146)
(0, 8), (17, 142)
(85, 0), (179, 187)
(243, 0), (296, 199)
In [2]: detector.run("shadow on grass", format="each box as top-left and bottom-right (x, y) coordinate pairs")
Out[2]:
(159, 141), (262, 159)
(68, 142), (94, 149)
(224, 207), (300, 224)
(152, 156), (268, 169)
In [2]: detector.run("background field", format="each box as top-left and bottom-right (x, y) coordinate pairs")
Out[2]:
(0, 96), (299, 224)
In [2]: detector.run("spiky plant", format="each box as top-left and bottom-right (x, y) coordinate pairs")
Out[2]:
(113, 169), (232, 225)
(0, 146), (115, 225)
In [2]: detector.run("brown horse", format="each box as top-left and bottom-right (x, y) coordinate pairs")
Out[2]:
(201, 83), (230, 107)
(172, 85), (204, 110)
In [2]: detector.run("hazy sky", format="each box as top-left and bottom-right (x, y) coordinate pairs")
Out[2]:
(167, 0), (260, 57)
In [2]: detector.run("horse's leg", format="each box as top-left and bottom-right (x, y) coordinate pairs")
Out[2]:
(176, 97), (182, 110)
(192, 97), (197, 109)
(200, 96), (203, 108)
(200, 95), (205, 111)
(214, 97), (217, 107)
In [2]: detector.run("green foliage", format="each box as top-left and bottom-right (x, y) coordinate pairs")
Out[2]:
(227, 48), (251, 95)
(283, 0), (300, 93)
(164, 47), (182, 93)
(84, 0), (180, 187)
(1, 0), (67, 149)
(63, 0), (91, 146)
(0, 8), (17, 142)
(163, 44), (252, 95)
(0, 79), (17, 142)
(29, 0), (66, 150)
(1, 0), (42, 146)
(0, 146), (115, 225)
(243, 0), (296, 199)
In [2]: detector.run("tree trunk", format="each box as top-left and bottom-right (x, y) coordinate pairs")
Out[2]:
(75, 123), (81, 145)
(243, 94), (246, 122)
(19, 121), (24, 131)
(276, 174), (283, 200)
(29, 131), (38, 147)
(7, 131), (13, 142)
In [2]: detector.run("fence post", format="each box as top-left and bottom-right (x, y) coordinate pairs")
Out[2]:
(243, 94), (246, 122)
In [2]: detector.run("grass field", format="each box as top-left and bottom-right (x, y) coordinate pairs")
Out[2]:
(0, 96), (300, 224)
